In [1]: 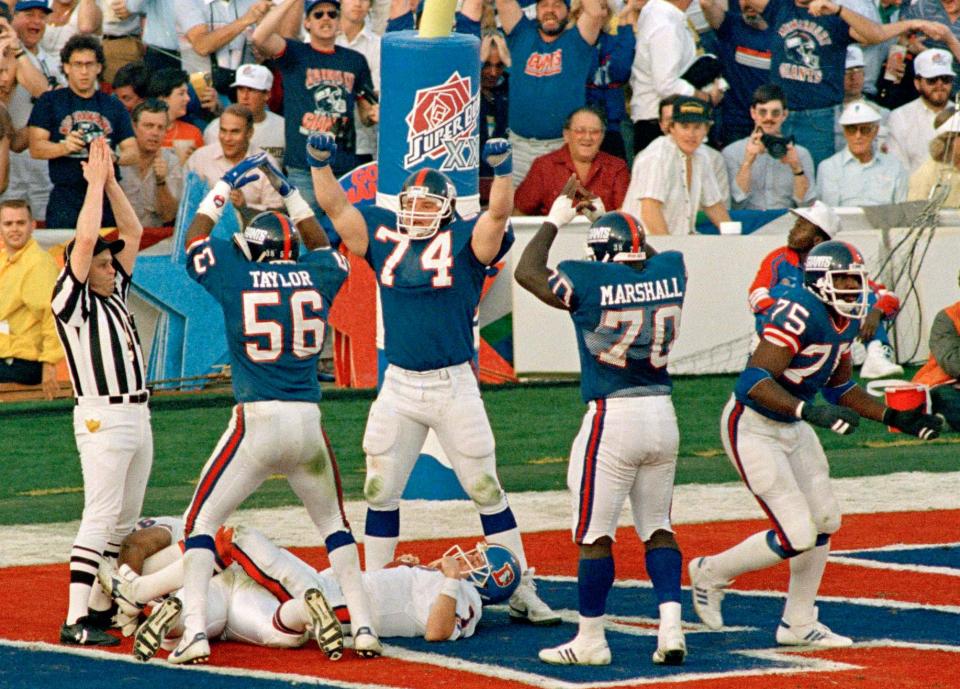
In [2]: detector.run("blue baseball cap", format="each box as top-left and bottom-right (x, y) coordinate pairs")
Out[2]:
(15, 0), (52, 12)
(305, 0), (340, 14)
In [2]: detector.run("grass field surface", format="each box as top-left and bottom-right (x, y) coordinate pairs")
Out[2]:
(2, 374), (955, 526)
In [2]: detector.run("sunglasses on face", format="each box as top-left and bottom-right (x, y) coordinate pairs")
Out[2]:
(843, 124), (877, 136)
(311, 8), (339, 18)
(923, 75), (954, 85)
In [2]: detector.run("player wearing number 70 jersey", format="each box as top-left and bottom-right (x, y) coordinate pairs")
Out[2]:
(515, 201), (688, 667)
(176, 152), (380, 666)
(309, 131), (558, 625)
(688, 240), (942, 649)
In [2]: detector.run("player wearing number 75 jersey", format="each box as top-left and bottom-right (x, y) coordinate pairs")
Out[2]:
(176, 152), (380, 666)
(688, 240), (943, 650)
(515, 201), (688, 667)
(309, 131), (558, 625)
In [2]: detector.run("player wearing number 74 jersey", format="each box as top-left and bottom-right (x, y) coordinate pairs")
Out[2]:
(515, 201), (688, 667)
(176, 152), (380, 665)
(309, 131), (558, 624)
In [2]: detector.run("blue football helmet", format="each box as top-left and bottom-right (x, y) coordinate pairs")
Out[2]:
(397, 168), (457, 240)
(442, 542), (521, 604)
(233, 211), (300, 262)
(803, 240), (869, 319)
(585, 211), (647, 263)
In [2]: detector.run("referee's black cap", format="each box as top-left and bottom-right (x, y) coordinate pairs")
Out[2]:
(64, 236), (126, 261)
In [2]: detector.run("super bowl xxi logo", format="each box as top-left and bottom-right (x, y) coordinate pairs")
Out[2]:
(404, 72), (480, 171)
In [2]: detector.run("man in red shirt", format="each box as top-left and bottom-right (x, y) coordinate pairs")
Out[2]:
(514, 107), (628, 215)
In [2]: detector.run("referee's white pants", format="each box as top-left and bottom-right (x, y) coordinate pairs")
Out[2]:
(720, 396), (841, 554)
(73, 400), (153, 554)
(183, 401), (350, 540)
(362, 362), (508, 514)
(567, 396), (679, 545)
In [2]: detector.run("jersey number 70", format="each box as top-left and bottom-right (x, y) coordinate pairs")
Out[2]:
(597, 305), (682, 368)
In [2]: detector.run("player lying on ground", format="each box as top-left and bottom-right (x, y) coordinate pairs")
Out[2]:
(98, 517), (521, 662)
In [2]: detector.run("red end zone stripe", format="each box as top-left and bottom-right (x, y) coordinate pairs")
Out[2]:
(185, 405), (246, 536)
(575, 400), (605, 543)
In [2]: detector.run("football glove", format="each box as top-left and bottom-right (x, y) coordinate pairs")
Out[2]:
(883, 405), (943, 440)
(799, 401), (860, 435)
(259, 157), (293, 197)
(306, 132), (337, 169)
(221, 152), (267, 189)
(483, 137), (512, 177)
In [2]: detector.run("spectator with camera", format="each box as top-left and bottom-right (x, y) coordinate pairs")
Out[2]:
(888, 47), (955, 173)
(817, 100), (908, 206)
(27, 34), (135, 228)
(722, 84), (814, 210)
(622, 96), (731, 234)
(119, 98), (183, 227)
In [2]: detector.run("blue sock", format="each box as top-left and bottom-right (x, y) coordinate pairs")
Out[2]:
(479, 507), (518, 536)
(578, 556), (614, 618)
(364, 507), (400, 538)
(645, 547), (682, 604)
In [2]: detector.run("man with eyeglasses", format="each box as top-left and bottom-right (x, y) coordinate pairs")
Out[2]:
(722, 83), (815, 210)
(253, 0), (377, 210)
(27, 34), (137, 229)
(817, 100), (908, 206)
(514, 106), (628, 216)
(888, 47), (955, 172)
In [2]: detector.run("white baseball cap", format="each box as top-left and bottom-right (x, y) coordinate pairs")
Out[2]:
(839, 100), (881, 125)
(846, 45), (865, 70)
(789, 201), (841, 238)
(914, 48), (954, 79)
(230, 64), (274, 92)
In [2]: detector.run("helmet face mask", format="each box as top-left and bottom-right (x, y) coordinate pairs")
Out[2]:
(233, 211), (300, 263)
(397, 169), (456, 240)
(803, 240), (869, 319)
(585, 211), (647, 264)
(442, 542), (520, 604)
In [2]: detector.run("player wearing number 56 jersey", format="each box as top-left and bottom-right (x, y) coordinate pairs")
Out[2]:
(689, 240), (943, 649)
(515, 203), (688, 667)
(310, 131), (558, 625)
(174, 152), (380, 666)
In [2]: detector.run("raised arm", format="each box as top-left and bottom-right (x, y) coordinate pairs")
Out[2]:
(472, 138), (513, 264)
(252, 0), (300, 59)
(807, 0), (944, 45)
(78, 0), (103, 34)
(494, 0), (523, 35)
(699, 0), (728, 30)
(185, 153), (269, 248)
(185, 0), (271, 57)
(514, 190), (578, 309)
(70, 139), (111, 284)
(577, 0), (606, 45)
(99, 139), (144, 275)
(259, 157), (331, 251)
(307, 133), (370, 257)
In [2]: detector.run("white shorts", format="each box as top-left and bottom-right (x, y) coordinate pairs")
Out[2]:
(568, 396), (679, 544)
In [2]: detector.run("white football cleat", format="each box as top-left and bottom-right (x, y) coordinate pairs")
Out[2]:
(859, 341), (903, 380)
(133, 597), (181, 662)
(168, 631), (211, 665)
(776, 609), (852, 649)
(97, 561), (142, 617)
(688, 557), (727, 630)
(353, 626), (382, 659)
(508, 569), (561, 626)
(652, 619), (686, 665)
(304, 588), (343, 661)
(539, 637), (612, 666)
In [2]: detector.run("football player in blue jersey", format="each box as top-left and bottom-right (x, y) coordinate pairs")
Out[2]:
(309, 131), (559, 625)
(514, 199), (688, 667)
(688, 240), (942, 648)
(172, 153), (380, 665)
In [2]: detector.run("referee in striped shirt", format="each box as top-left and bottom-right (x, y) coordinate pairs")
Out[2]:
(52, 138), (153, 646)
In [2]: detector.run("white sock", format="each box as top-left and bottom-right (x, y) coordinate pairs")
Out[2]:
(659, 601), (682, 628)
(328, 545), (374, 633)
(181, 548), (215, 636)
(485, 526), (529, 572)
(362, 536), (398, 571)
(706, 530), (785, 582)
(577, 614), (606, 642)
(783, 543), (829, 624)
(277, 598), (309, 633)
(131, 559), (185, 603)
(67, 583), (92, 624)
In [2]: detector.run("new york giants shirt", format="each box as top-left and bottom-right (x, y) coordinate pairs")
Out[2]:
(740, 283), (857, 422)
(548, 251), (687, 403)
(186, 237), (348, 403)
(362, 206), (513, 371)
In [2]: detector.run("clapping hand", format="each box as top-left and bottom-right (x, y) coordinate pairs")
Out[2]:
(82, 137), (112, 185)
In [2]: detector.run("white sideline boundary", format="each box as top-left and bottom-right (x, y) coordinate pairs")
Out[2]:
(1, 471), (958, 568)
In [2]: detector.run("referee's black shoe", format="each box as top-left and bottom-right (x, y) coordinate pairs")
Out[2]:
(60, 618), (120, 646)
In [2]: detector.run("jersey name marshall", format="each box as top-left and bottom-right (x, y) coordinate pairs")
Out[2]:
(600, 278), (684, 306)
(250, 269), (317, 289)
(525, 48), (563, 77)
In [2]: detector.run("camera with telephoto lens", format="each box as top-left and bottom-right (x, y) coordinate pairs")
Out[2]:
(761, 133), (794, 160)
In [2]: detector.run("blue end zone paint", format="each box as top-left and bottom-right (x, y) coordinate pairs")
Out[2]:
(837, 545), (960, 569)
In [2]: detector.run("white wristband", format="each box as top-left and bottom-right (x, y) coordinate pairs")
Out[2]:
(284, 189), (314, 225)
(196, 181), (231, 224)
(440, 577), (460, 599)
(795, 401), (805, 419)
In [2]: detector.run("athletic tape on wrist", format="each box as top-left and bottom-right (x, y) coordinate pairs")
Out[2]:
(197, 181), (231, 223)
(440, 577), (460, 599)
(284, 190), (314, 224)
